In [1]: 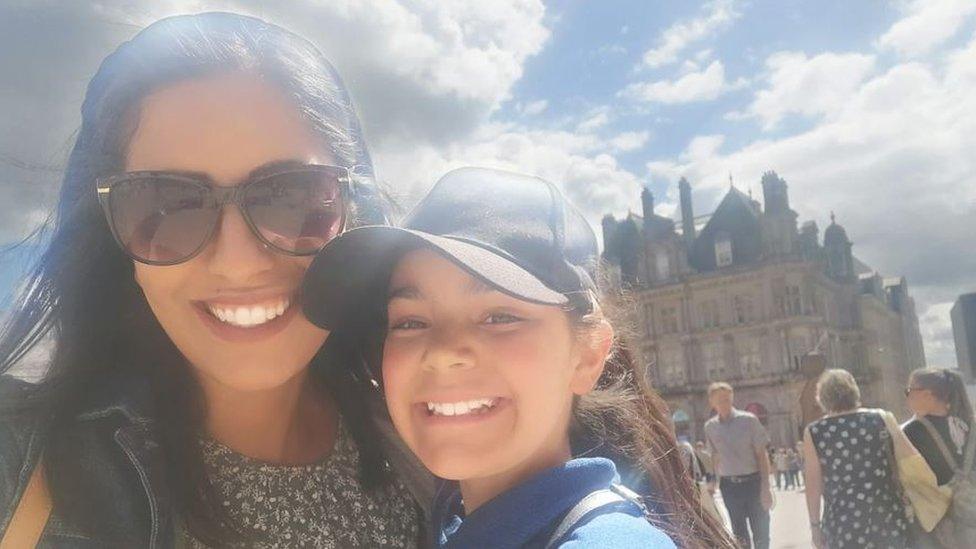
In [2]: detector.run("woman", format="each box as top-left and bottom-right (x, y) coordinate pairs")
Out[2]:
(903, 368), (976, 546)
(0, 12), (423, 547)
(803, 369), (910, 549)
(903, 368), (973, 486)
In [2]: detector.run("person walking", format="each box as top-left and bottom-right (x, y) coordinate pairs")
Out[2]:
(774, 449), (789, 490)
(787, 449), (802, 489)
(903, 368), (976, 547)
(803, 369), (910, 549)
(705, 382), (774, 549)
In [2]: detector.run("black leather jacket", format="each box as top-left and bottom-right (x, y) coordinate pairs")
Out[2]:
(0, 374), (434, 548)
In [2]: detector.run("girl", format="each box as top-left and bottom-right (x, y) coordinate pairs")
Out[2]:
(303, 167), (735, 548)
(0, 12), (426, 547)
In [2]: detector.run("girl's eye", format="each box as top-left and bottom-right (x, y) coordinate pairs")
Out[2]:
(389, 318), (428, 331)
(483, 312), (524, 325)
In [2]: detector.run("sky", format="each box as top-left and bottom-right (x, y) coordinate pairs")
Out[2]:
(1, 0), (974, 367)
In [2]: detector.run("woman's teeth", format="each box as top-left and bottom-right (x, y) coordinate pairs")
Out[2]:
(206, 298), (289, 328)
(426, 398), (498, 417)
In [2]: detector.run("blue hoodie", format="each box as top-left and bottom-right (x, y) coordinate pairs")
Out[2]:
(431, 458), (677, 548)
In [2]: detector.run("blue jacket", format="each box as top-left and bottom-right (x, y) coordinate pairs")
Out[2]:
(431, 457), (676, 548)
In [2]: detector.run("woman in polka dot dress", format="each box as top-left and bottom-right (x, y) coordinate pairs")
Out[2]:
(803, 369), (910, 549)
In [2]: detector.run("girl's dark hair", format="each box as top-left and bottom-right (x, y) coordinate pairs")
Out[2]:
(910, 368), (975, 426)
(569, 291), (737, 549)
(0, 12), (391, 546)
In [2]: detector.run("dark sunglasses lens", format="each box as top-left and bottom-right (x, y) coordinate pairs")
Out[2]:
(244, 169), (344, 254)
(108, 177), (215, 264)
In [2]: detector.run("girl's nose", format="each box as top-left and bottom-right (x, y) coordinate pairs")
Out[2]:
(204, 205), (276, 282)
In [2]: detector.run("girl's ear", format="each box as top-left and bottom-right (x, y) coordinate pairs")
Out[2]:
(570, 319), (614, 396)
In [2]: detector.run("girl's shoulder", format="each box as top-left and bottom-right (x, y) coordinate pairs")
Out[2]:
(557, 509), (676, 548)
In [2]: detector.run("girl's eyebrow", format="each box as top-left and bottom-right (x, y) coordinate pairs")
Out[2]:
(387, 285), (421, 301)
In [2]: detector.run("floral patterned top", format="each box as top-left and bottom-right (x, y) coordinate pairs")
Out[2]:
(182, 420), (420, 548)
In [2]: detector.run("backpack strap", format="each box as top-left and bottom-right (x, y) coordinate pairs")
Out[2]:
(1, 463), (52, 549)
(917, 416), (963, 473)
(544, 484), (648, 549)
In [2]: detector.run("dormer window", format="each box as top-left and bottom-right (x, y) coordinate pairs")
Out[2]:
(715, 231), (733, 267)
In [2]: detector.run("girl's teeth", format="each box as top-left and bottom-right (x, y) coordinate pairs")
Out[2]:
(427, 398), (498, 416)
(207, 299), (290, 328)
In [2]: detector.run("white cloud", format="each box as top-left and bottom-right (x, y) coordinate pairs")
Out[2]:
(877, 0), (976, 58)
(607, 130), (651, 153)
(621, 60), (745, 104)
(919, 302), (958, 368)
(647, 32), (976, 365)
(519, 99), (548, 116)
(576, 106), (611, 132)
(373, 123), (643, 224)
(732, 51), (876, 131)
(641, 0), (740, 69)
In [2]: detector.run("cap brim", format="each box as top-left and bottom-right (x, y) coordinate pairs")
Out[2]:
(302, 225), (568, 331)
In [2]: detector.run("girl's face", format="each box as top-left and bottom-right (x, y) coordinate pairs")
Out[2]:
(126, 72), (332, 391)
(382, 249), (609, 483)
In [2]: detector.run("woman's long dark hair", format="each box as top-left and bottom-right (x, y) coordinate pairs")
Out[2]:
(910, 367), (975, 427)
(0, 12), (392, 545)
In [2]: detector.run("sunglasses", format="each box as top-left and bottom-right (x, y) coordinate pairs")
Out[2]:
(904, 387), (925, 396)
(96, 163), (351, 266)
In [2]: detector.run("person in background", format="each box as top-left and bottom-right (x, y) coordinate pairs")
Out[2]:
(787, 448), (802, 489)
(695, 441), (716, 484)
(773, 449), (789, 490)
(902, 367), (975, 546)
(803, 369), (910, 549)
(704, 382), (774, 549)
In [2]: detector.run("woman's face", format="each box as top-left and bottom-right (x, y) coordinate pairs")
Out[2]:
(381, 249), (608, 482)
(126, 72), (332, 391)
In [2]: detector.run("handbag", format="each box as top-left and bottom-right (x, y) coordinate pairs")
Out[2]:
(878, 410), (952, 532)
(0, 463), (52, 549)
(917, 416), (976, 546)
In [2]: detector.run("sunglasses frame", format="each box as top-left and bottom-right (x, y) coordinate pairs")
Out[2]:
(96, 163), (352, 266)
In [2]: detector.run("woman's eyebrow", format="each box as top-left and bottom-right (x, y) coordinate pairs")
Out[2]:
(465, 279), (496, 295)
(247, 158), (313, 180)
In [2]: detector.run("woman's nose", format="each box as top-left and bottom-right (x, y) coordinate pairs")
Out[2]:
(204, 205), (276, 281)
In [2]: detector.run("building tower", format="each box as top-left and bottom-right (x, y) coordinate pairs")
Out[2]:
(824, 212), (855, 281)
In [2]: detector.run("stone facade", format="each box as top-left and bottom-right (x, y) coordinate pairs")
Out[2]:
(602, 172), (926, 448)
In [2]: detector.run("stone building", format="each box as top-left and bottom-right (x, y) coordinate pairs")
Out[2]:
(601, 172), (926, 448)
(952, 293), (976, 380)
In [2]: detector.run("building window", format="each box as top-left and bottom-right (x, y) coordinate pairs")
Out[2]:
(738, 336), (762, 375)
(715, 232), (733, 267)
(733, 294), (755, 324)
(660, 347), (686, 385)
(655, 250), (670, 281)
(642, 302), (654, 337)
(659, 307), (679, 335)
(704, 340), (726, 380)
(785, 285), (803, 316)
(699, 300), (721, 329)
(789, 335), (808, 371)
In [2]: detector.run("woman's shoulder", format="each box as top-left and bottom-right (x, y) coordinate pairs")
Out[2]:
(557, 509), (676, 548)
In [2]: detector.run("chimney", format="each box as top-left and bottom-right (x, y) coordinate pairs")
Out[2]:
(679, 177), (696, 243)
(761, 171), (790, 214)
(641, 187), (655, 221)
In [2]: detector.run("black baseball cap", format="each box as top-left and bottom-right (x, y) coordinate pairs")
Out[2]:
(302, 167), (599, 331)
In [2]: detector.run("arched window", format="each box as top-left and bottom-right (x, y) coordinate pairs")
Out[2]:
(715, 231), (733, 267)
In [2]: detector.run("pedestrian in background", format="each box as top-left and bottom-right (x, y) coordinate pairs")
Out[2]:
(705, 382), (774, 549)
(774, 449), (789, 490)
(787, 449), (802, 489)
(803, 369), (910, 549)
(903, 368), (976, 547)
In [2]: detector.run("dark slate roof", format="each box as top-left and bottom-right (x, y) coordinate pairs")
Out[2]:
(688, 187), (763, 272)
